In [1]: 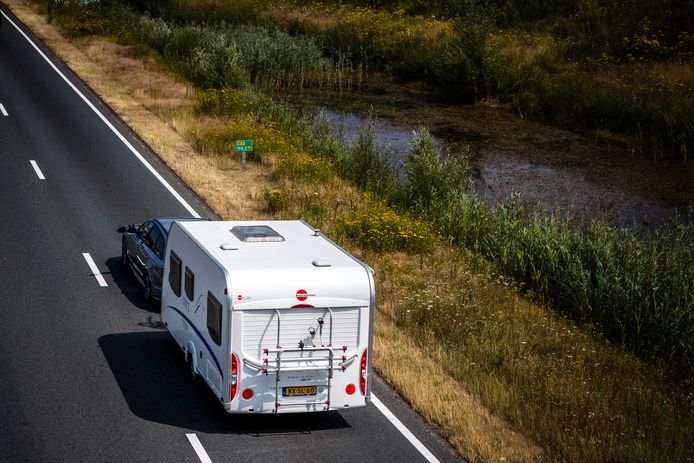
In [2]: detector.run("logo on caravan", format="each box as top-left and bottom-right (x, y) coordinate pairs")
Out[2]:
(296, 289), (316, 301)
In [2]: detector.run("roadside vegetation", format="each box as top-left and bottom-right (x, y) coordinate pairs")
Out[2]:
(16, 0), (694, 461)
(96, 0), (694, 162)
(56, 0), (694, 378)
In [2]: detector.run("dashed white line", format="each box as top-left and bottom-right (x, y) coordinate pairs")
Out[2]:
(82, 253), (108, 287)
(186, 433), (213, 463)
(5, 7), (443, 462)
(0, 103), (8, 116)
(29, 160), (45, 180)
(371, 394), (441, 463)
(0, 10), (201, 219)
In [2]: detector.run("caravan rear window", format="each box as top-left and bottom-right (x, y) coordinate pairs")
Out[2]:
(207, 292), (222, 346)
(168, 251), (182, 297)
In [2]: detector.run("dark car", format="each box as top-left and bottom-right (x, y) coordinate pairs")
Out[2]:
(119, 218), (200, 303)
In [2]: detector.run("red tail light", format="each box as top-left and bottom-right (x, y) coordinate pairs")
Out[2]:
(230, 353), (239, 400)
(359, 349), (368, 395)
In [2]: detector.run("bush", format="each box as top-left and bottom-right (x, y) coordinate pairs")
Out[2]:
(263, 188), (293, 213)
(432, 18), (499, 101)
(401, 129), (469, 211)
(335, 117), (397, 199)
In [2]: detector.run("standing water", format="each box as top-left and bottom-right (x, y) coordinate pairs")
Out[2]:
(316, 105), (690, 229)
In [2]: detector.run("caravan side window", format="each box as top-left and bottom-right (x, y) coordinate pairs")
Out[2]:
(184, 267), (195, 301)
(207, 292), (222, 346)
(168, 251), (182, 297)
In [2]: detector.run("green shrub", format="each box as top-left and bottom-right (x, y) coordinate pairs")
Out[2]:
(335, 117), (397, 199)
(401, 129), (469, 211)
(432, 18), (499, 102)
(263, 188), (293, 213)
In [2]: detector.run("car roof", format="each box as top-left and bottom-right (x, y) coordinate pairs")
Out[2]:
(153, 217), (203, 236)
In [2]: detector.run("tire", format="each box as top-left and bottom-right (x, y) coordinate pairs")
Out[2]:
(143, 274), (154, 305)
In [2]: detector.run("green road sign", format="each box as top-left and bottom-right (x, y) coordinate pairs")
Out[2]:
(235, 140), (254, 152)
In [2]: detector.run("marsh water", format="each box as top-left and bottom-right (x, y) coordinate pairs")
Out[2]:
(285, 82), (693, 229)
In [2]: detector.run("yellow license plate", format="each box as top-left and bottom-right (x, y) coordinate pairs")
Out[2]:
(282, 386), (317, 397)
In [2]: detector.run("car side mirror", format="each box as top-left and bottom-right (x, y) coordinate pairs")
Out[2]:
(117, 226), (126, 233)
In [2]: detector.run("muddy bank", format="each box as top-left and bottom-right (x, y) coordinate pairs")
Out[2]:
(281, 79), (693, 228)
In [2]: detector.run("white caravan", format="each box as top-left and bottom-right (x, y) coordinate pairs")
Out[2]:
(161, 220), (375, 413)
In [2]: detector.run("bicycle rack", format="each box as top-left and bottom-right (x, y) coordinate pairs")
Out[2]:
(241, 308), (359, 412)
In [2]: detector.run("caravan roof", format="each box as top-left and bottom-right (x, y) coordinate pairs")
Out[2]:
(174, 220), (372, 309)
(177, 220), (360, 270)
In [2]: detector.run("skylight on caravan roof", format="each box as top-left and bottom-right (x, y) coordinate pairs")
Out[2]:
(230, 225), (285, 242)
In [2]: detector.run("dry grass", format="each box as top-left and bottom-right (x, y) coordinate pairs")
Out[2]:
(372, 255), (546, 463)
(7, 0), (692, 461)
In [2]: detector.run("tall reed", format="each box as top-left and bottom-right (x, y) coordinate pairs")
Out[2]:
(94, 3), (338, 91)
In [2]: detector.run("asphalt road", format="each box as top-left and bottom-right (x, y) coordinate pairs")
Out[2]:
(0, 6), (461, 463)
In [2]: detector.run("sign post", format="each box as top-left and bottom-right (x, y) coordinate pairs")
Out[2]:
(234, 140), (254, 171)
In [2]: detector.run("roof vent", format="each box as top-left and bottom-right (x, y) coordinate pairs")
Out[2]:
(231, 225), (285, 242)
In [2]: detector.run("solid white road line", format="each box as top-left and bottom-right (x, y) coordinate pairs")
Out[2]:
(0, 10), (201, 219)
(0, 103), (8, 116)
(82, 253), (108, 287)
(29, 160), (45, 180)
(186, 434), (213, 463)
(5, 7), (443, 461)
(371, 394), (441, 463)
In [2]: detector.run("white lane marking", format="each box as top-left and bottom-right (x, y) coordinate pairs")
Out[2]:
(0, 10), (201, 219)
(186, 433), (213, 463)
(372, 394), (441, 463)
(30, 160), (46, 179)
(5, 9), (441, 460)
(0, 103), (8, 116)
(82, 253), (108, 287)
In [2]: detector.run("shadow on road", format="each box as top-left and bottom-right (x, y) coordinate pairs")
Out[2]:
(98, 332), (351, 434)
(103, 257), (158, 314)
